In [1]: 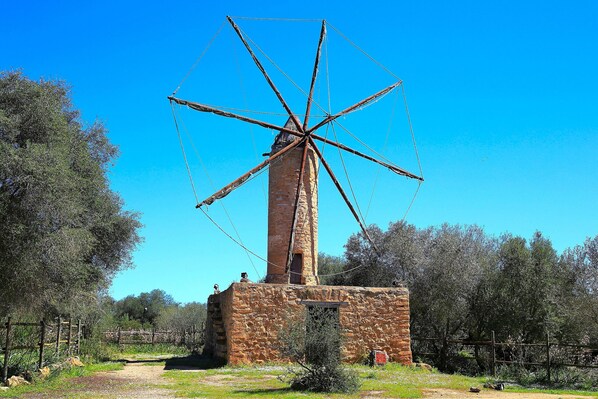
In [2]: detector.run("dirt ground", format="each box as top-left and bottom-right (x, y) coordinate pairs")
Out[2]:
(423, 388), (595, 399)
(18, 360), (597, 399)
(22, 362), (174, 399)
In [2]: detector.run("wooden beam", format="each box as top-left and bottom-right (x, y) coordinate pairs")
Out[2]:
(196, 137), (306, 208)
(311, 133), (423, 181)
(308, 137), (378, 252)
(168, 96), (305, 139)
(307, 81), (402, 134)
(303, 20), (327, 131)
(227, 16), (303, 132)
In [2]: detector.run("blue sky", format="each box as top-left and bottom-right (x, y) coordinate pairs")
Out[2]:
(2, 0), (597, 304)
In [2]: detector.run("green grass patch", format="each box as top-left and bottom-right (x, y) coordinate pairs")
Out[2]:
(104, 343), (190, 358)
(161, 362), (598, 399)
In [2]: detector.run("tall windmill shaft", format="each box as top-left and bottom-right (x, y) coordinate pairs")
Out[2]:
(266, 125), (318, 285)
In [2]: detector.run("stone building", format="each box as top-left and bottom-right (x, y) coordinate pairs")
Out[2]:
(203, 118), (413, 365)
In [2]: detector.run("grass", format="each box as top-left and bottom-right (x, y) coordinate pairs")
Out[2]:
(2, 354), (597, 398)
(0, 362), (124, 398)
(160, 360), (598, 398)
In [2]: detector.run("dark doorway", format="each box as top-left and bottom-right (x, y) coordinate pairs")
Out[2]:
(305, 305), (340, 364)
(290, 253), (302, 284)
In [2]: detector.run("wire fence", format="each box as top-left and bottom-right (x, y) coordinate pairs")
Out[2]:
(411, 332), (598, 382)
(1, 317), (82, 383)
(101, 326), (203, 348)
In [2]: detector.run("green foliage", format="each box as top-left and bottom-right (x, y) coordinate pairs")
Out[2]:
(278, 307), (359, 393)
(328, 220), (598, 375)
(316, 253), (346, 285)
(0, 71), (141, 318)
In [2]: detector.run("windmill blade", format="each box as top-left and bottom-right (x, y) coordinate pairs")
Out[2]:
(168, 96), (304, 139)
(284, 142), (311, 276)
(307, 80), (402, 133)
(308, 137), (379, 252)
(227, 16), (303, 132)
(196, 137), (306, 208)
(303, 20), (327, 131)
(311, 133), (423, 181)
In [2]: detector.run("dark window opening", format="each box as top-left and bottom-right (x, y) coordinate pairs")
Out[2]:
(290, 253), (303, 284)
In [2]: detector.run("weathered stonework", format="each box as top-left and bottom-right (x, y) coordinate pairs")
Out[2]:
(266, 117), (318, 285)
(204, 283), (412, 365)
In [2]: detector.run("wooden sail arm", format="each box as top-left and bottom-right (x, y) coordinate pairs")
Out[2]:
(303, 20), (327, 131)
(196, 138), (306, 208)
(308, 137), (379, 253)
(168, 96), (305, 140)
(310, 133), (424, 181)
(227, 16), (303, 133)
(307, 80), (402, 134)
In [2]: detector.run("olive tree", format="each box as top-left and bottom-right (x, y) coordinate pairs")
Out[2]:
(0, 71), (141, 317)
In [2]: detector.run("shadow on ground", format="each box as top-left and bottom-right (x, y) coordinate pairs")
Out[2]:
(164, 353), (224, 370)
(233, 388), (294, 395)
(112, 353), (223, 370)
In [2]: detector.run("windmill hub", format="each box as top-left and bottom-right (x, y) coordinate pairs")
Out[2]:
(267, 117), (319, 285)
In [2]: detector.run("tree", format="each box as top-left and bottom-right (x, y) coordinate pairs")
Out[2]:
(113, 289), (176, 326)
(317, 253), (346, 285)
(0, 71), (141, 317)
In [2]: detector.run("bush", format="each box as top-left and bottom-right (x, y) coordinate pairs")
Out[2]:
(278, 306), (359, 393)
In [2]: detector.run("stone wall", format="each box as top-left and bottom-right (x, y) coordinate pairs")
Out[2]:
(267, 136), (319, 285)
(204, 283), (412, 365)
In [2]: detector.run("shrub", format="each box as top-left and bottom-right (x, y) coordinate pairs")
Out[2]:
(278, 306), (359, 393)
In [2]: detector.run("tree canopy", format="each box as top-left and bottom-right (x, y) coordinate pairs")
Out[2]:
(320, 222), (598, 351)
(0, 71), (141, 317)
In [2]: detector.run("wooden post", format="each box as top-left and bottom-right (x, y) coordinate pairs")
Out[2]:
(38, 320), (46, 370)
(546, 332), (551, 383)
(76, 320), (82, 355)
(117, 327), (121, 346)
(55, 316), (62, 356)
(151, 328), (155, 346)
(491, 331), (496, 377)
(2, 317), (12, 383)
(66, 318), (72, 355)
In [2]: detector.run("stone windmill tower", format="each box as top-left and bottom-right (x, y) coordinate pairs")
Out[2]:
(169, 16), (423, 364)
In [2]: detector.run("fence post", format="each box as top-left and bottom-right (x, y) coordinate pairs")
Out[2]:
(76, 319), (82, 355)
(117, 327), (121, 346)
(2, 317), (12, 383)
(151, 328), (155, 345)
(491, 330), (496, 377)
(55, 316), (62, 356)
(66, 318), (72, 355)
(546, 332), (551, 383)
(38, 319), (46, 370)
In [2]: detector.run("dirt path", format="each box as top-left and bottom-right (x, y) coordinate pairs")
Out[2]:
(423, 388), (596, 399)
(23, 361), (175, 399)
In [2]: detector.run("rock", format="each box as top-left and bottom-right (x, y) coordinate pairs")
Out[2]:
(469, 386), (481, 393)
(65, 356), (84, 367)
(39, 366), (51, 379)
(7, 376), (30, 387)
(413, 362), (433, 371)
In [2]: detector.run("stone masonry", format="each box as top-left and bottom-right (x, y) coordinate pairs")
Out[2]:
(204, 283), (412, 365)
(266, 117), (318, 285)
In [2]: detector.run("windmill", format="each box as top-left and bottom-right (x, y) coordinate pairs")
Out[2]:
(168, 16), (424, 286)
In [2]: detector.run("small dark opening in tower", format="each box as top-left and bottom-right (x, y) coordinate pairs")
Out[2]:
(290, 253), (303, 284)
